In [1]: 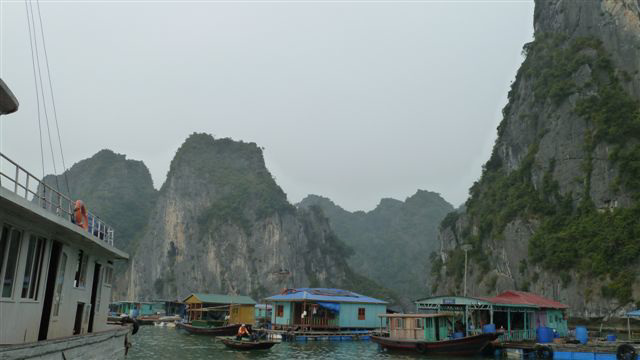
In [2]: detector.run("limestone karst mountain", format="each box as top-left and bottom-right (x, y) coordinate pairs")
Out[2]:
(125, 133), (397, 303)
(42, 149), (159, 298)
(432, 0), (640, 317)
(299, 191), (453, 303)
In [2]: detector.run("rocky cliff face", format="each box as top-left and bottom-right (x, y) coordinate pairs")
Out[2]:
(299, 191), (453, 304)
(130, 133), (394, 302)
(432, 0), (640, 317)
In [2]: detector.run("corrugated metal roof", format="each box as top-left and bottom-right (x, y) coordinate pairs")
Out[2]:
(486, 291), (568, 309)
(184, 293), (256, 305)
(265, 288), (387, 304)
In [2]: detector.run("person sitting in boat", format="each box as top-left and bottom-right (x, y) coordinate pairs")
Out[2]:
(236, 324), (250, 340)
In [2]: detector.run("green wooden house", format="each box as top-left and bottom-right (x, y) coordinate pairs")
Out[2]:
(109, 301), (165, 317)
(414, 290), (568, 341)
(265, 288), (387, 330)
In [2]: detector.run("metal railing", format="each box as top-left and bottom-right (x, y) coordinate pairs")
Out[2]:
(497, 329), (536, 342)
(0, 152), (115, 247)
(295, 317), (340, 328)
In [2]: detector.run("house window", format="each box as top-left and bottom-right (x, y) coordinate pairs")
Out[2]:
(358, 307), (365, 320)
(395, 318), (403, 328)
(21, 235), (46, 299)
(74, 250), (89, 288)
(416, 319), (422, 328)
(276, 305), (284, 317)
(53, 253), (68, 316)
(103, 266), (113, 286)
(1, 226), (23, 298)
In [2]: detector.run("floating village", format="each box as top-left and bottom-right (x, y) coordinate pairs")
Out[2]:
(0, 79), (639, 359)
(0, 0), (640, 360)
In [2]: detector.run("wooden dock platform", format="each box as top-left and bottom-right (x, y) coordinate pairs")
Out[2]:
(264, 329), (372, 342)
(495, 340), (640, 360)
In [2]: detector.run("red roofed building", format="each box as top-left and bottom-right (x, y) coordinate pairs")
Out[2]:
(487, 290), (568, 309)
(415, 291), (569, 342)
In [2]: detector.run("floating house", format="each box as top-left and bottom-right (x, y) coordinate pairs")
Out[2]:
(183, 293), (256, 326)
(255, 304), (272, 325)
(109, 301), (164, 317)
(164, 300), (186, 318)
(415, 290), (568, 341)
(265, 288), (387, 330)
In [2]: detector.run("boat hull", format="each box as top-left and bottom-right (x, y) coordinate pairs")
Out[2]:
(0, 325), (132, 360)
(219, 338), (278, 350)
(372, 333), (499, 356)
(175, 322), (244, 336)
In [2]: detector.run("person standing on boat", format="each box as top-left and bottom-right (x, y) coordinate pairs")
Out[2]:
(236, 324), (250, 340)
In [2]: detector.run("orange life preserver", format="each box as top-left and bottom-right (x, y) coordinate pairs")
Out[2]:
(74, 200), (89, 231)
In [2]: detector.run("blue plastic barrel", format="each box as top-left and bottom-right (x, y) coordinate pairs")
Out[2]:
(536, 326), (554, 343)
(483, 324), (496, 333)
(607, 334), (616, 342)
(453, 332), (464, 339)
(575, 326), (588, 344)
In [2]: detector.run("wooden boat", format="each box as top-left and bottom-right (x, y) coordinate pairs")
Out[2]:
(176, 322), (245, 336)
(372, 332), (499, 355)
(219, 338), (278, 350)
(371, 313), (499, 356)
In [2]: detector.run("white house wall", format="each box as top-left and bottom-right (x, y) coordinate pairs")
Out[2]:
(0, 217), (120, 344)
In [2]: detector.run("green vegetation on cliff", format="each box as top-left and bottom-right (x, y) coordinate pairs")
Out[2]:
(44, 149), (158, 253)
(442, 34), (640, 304)
(168, 133), (294, 233)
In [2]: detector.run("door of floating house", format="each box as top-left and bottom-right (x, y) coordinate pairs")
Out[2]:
(271, 302), (292, 327)
(546, 309), (568, 336)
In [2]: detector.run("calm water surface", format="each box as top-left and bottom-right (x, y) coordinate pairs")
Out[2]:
(128, 326), (491, 360)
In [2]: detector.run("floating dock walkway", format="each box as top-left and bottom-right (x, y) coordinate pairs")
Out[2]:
(265, 329), (372, 342)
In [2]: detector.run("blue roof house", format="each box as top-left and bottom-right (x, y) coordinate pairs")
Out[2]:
(265, 288), (387, 330)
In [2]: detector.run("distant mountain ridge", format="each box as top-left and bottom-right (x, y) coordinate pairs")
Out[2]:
(43, 149), (158, 254)
(298, 190), (454, 304)
(48, 134), (398, 304)
(43, 149), (158, 299)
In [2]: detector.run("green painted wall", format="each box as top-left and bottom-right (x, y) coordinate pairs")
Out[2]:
(271, 301), (292, 325)
(255, 307), (271, 318)
(338, 303), (386, 328)
(424, 317), (437, 341)
(546, 310), (568, 336)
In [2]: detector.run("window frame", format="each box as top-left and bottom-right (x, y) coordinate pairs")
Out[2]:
(21, 235), (47, 300)
(1, 226), (23, 299)
(52, 252), (68, 317)
(276, 304), (284, 317)
(357, 307), (366, 321)
(103, 266), (113, 287)
(74, 250), (89, 289)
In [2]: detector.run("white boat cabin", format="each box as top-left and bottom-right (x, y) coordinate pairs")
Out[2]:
(0, 153), (128, 345)
(379, 313), (460, 342)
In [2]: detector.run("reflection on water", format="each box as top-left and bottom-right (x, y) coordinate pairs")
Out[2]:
(128, 326), (490, 360)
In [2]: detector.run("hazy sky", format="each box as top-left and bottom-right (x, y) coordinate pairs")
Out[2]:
(0, 0), (534, 211)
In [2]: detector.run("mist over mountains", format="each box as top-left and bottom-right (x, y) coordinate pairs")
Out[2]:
(299, 191), (453, 304)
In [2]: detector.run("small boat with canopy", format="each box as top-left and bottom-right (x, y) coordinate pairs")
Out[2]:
(371, 313), (498, 356)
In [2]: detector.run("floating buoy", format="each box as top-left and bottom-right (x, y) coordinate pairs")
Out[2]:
(74, 200), (89, 231)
